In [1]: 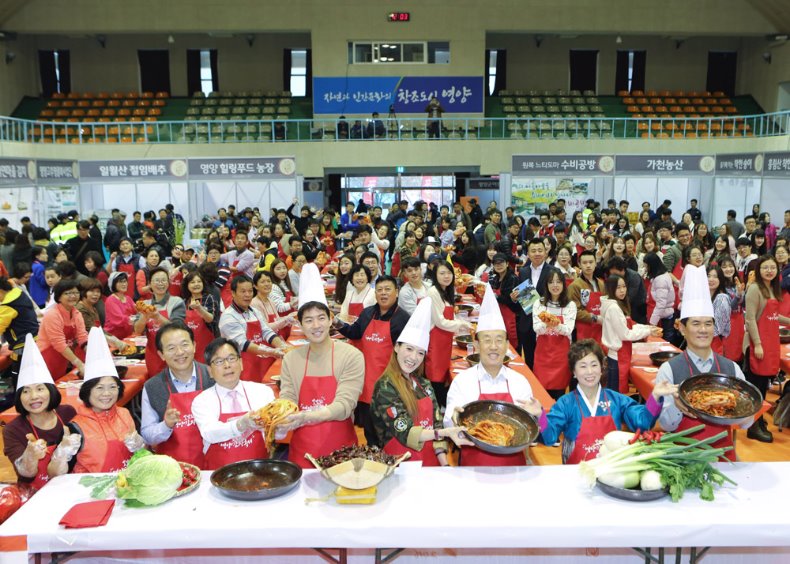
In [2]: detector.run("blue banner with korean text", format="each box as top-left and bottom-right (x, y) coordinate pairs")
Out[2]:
(313, 76), (483, 114)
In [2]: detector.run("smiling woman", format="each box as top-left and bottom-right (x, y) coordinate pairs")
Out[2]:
(36, 279), (89, 378)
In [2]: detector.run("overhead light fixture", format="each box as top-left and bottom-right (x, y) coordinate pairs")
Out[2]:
(616, 36), (623, 44)
(167, 35), (175, 44)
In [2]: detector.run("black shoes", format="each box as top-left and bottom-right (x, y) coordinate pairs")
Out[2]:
(747, 417), (774, 443)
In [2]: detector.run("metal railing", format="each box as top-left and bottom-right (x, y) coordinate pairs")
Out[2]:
(0, 112), (788, 144)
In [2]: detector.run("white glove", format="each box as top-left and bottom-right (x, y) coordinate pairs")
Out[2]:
(52, 428), (81, 461)
(236, 413), (260, 434)
(123, 431), (146, 453)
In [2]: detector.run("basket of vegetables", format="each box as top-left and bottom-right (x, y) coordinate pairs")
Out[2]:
(80, 450), (201, 507)
(579, 426), (736, 503)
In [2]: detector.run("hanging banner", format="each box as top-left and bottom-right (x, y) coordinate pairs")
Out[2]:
(313, 76), (484, 114)
(715, 153), (763, 176)
(0, 158), (35, 186)
(37, 160), (79, 185)
(510, 177), (590, 217)
(762, 152), (790, 177)
(188, 157), (296, 179)
(79, 159), (188, 182)
(512, 155), (614, 176)
(615, 155), (715, 175)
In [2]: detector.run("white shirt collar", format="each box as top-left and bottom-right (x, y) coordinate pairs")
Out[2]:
(685, 348), (714, 370)
(578, 385), (602, 415)
(216, 380), (245, 398)
(476, 362), (509, 383)
(168, 364), (198, 388)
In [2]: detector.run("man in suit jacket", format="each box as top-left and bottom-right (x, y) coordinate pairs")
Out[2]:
(510, 238), (553, 370)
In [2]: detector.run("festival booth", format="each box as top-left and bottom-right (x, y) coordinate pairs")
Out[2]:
(187, 157), (299, 239)
(759, 152), (790, 226)
(78, 160), (191, 238)
(509, 155), (614, 216)
(711, 153), (763, 226)
(36, 160), (80, 227)
(0, 158), (37, 230)
(613, 155), (715, 222)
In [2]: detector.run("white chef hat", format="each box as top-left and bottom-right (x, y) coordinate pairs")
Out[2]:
(297, 262), (328, 310)
(476, 283), (507, 333)
(83, 327), (119, 382)
(679, 264), (714, 320)
(16, 334), (55, 391)
(397, 298), (432, 351)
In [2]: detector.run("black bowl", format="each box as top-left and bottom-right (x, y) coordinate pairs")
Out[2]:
(210, 459), (302, 501)
(649, 351), (680, 367)
(113, 346), (145, 360)
(678, 373), (763, 425)
(596, 480), (668, 502)
(459, 400), (538, 455)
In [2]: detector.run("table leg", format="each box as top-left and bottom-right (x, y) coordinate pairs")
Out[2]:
(375, 548), (406, 563)
(631, 547), (665, 563)
(313, 548), (348, 564)
(689, 547), (711, 563)
(49, 552), (78, 564)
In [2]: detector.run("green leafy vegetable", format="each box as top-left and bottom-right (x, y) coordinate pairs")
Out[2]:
(114, 454), (183, 506)
(79, 475), (117, 500)
(579, 425), (737, 502)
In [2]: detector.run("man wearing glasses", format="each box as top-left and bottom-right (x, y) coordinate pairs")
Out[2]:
(140, 321), (214, 467)
(192, 337), (275, 469)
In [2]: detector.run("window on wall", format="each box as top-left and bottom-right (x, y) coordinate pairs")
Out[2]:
(347, 41), (449, 64)
(290, 49), (307, 96)
(569, 50), (598, 93)
(39, 50), (71, 97)
(487, 50), (498, 95)
(138, 50), (171, 94)
(186, 49), (218, 96)
(615, 50), (646, 93)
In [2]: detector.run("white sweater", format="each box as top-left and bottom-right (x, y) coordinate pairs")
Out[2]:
(600, 296), (653, 358)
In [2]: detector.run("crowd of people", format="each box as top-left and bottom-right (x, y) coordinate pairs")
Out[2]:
(1, 193), (789, 491)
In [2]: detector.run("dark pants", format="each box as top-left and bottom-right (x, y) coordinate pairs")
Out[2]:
(743, 349), (771, 398)
(606, 357), (620, 390)
(516, 314), (536, 370)
(427, 120), (441, 138)
(430, 381), (448, 409)
(354, 402), (379, 446)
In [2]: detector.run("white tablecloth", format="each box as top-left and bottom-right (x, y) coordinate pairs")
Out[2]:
(2, 461), (790, 555)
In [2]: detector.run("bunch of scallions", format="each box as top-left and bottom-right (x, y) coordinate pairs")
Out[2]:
(579, 424), (737, 502)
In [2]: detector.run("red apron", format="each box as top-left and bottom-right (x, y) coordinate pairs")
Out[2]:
(672, 261), (683, 310)
(723, 307), (744, 363)
(493, 286), (518, 351)
(565, 388), (617, 464)
(749, 298), (780, 376)
(347, 287), (371, 320)
(780, 289), (790, 318)
(382, 381), (440, 467)
(240, 313), (269, 383)
(460, 380), (526, 466)
(534, 315), (571, 391)
(359, 317), (395, 403)
(675, 353), (735, 462)
(221, 255), (247, 307)
(41, 313), (85, 379)
(645, 278), (656, 323)
(204, 385), (267, 470)
(154, 374), (207, 468)
(27, 414), (65, 491)
(576, 287), (602, 344)
(185, 306), (214, 364)
(144, 304), (169, 377)
(616, 318), (635, 394)
(425, 304), (455, 384)
(711, 336), (724, 356)
(289, 343), (357, 469)
(117, 260), (136, 299)
(255, 311), (280, 375)
(169, 270), (183, 297)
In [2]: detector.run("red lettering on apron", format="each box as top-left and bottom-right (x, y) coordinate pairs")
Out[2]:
(144, 304), (170, 377)
(204, 385), (267, 470)
(566, 388), (617, 464)
(288, 343), (357, 468)
(154, 374), (207, 468)
(749, 298), (780, 376)
(534, 314), (571, 391)
(27, 414), (65, 491)
(460, 379), (526, 466)
(425, 304), (455, 384)
(383, 382), (439, 466)
(359, 317), (395, 403)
